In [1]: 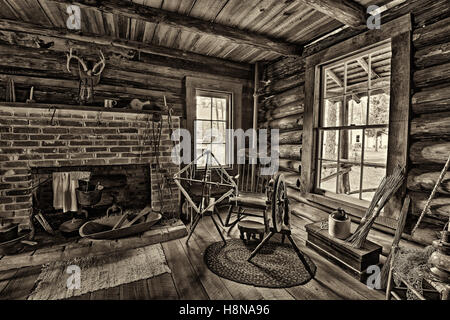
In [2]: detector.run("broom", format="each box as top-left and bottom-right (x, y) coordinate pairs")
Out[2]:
(346, 165), (405, 248)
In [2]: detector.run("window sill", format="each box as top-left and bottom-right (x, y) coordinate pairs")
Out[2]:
(304, 192), (398, 229)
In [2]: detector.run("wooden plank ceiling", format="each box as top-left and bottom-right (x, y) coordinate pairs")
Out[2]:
(0, 0), (391, 64)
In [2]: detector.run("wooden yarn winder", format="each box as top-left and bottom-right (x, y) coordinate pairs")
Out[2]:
(173, 150), (237, 245)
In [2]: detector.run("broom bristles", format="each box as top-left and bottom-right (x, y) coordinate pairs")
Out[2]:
(347, 165), (405, 248)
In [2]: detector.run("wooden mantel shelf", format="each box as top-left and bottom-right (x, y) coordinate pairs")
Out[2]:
(0, 102), (165, 116)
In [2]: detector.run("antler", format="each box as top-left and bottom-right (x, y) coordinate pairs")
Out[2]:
(92, 50), (106, 76)
(66, 48), (88, 72)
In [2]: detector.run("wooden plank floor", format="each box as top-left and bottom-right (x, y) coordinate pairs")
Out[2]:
(0, 212), (385, 300)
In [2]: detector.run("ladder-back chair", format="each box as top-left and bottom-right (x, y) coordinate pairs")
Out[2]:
(225, 149), (271, 229)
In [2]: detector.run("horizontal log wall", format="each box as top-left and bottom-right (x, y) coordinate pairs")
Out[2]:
(0, 29), (254, 126)
(0, 29), (254, 227)
(259, 56), (305, 185)
(260, 2), (450, 246)
(409, 12), (450, 233)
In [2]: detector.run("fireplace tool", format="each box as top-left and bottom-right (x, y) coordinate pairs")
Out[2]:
(173, 150), (237, 245)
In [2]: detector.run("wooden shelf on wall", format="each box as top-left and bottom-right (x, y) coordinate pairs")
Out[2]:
(0, 102), (164, 116)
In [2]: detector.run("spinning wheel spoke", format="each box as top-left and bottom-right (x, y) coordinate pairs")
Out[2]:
(248, 173), (314, 278)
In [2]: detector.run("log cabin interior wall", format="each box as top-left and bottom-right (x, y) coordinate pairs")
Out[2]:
(0, 0), (449, 246)
(259, 0), (450, 247)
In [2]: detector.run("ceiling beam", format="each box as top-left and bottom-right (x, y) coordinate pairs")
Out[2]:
(50, 0), (302, 56)
(301, 0), (367, 28)
(0, 18), (253, 72)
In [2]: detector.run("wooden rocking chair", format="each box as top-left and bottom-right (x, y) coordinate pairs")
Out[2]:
(225, 149), (271, 230)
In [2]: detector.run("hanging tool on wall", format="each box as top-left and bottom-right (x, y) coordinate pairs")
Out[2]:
(145, 96), (178, 220)
(26, 86), (36, 103)
(6, 77), (15, 102)
(412, 152), (450, 235)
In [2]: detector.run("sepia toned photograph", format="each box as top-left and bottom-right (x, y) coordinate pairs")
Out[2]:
(0, 0), (449, 313)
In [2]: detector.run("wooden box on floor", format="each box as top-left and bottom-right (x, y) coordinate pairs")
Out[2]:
(305, 221), (382, 282)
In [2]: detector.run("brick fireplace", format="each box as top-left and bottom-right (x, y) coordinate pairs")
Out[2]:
(0, 104), (180, 229)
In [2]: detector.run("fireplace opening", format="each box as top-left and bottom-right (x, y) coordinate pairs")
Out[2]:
(32, 164), (151, 232)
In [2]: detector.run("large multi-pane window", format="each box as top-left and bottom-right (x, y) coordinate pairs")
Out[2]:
(316, 43), (391, 203)
(194, 90), (231, 167)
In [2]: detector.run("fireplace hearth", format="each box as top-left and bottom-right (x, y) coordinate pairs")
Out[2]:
(32, 164), (151, 215)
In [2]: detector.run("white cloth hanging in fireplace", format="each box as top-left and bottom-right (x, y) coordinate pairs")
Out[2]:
(52, 172), (91, 213)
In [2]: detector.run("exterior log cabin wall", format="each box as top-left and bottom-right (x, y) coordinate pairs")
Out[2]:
(259, 0), (450, 247)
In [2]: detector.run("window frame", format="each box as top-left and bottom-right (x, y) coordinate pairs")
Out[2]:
(186, 77), (243, 171)
(301, 14), (412, 229)
(315, 42), (391, 204)
(194, 89), (232, 168)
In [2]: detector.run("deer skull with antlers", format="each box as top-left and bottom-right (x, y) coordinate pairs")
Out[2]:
(66, 48), (106, 104)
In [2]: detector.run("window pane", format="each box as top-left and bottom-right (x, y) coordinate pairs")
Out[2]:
(196, 96), (212, 119)
(211, 121), (226, 144)
(325, 65), (344, 98)
(346, 95), (368, 126)
(346, 56), (368, 94)
(212, 98), (227, 121)
(338, 164), (361, 199)
(339, 129), (363, 164)
(318, 43), (391, 204)
(212, 144), (227, 166)
(368, 90), (390, 125)
(320, 130), (339, 161)
(370, 48), (391, 90)
(322, 98), (342, 127)
(361, 166), (386, 201)
(196, 144), (211, 167)
(319, 160), (337, 193)
(195, 120), (212, 144)
(364, 129), (388, 166)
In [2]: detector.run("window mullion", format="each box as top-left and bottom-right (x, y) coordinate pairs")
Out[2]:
(360, 128), (366, 200)
(336, 128), (341, 194)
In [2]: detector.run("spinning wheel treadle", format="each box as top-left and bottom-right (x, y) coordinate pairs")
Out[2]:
(247, 173), (315, 278)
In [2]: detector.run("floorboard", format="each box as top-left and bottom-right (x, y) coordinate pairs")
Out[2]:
(184, 231), (234, 299)
(0, 208), (386, 300)
(119, 280), (150, 300)
(162, 239), (209, 300)
(147, 273), (179, 300)
(90, 286), (120, 300)
(0, 266), (41, 300)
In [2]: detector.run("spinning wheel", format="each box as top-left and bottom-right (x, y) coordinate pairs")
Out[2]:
(271, 174), (289, 233)
(247, 173), (315, 277)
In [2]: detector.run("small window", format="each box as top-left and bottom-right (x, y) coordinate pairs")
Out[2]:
(316, 43), (391, 204)
(194, 90), (231, 167)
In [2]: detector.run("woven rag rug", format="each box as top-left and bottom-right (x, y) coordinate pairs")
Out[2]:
(205, 239), (316, 288)
(28, 244), (171, 300)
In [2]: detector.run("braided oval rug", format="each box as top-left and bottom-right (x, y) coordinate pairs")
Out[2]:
(204, 239), (316, 288)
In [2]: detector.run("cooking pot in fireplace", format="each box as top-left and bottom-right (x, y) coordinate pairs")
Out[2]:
(76, 183), (104, 207)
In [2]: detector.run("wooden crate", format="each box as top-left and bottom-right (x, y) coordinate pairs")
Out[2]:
(305, 221), (382, 282)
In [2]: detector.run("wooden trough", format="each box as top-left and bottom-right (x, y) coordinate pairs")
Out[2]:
(79, 212), (162, 240)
